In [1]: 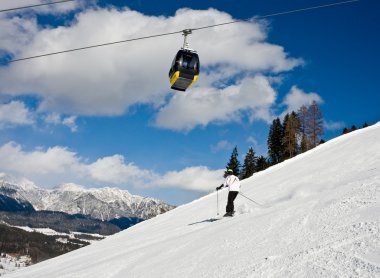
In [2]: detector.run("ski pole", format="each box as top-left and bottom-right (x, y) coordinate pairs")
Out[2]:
(239, 192), (264, 207)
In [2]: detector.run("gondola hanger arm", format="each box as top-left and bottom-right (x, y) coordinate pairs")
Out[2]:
(182, 29), (193, 50)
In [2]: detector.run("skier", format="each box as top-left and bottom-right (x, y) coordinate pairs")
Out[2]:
(216, 168), (240, 216)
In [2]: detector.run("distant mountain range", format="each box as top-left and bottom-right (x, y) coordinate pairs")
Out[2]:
(0, 179), (175, 220)
(0, 178), (175, 274)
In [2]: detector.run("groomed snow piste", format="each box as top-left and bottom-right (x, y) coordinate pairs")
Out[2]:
(7, 123), (380, 278)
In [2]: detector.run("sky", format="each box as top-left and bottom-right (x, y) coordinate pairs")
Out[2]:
(0, 0), (378, 205)
(6, 122), (380, 278)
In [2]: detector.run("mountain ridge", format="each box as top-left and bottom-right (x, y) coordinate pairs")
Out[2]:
(0, 180), (174, 220)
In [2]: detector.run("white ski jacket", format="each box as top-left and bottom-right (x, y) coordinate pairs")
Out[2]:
(223, 174), (240, 192)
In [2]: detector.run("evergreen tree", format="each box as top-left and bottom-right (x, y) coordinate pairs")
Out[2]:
(342, 127), (349, 134)
(283, 111), (301, 159)
(267, 117), (284, 165)
(363, 122), (369, 128)
(351, 125), (357, 131)
(226, 146), (241, 177)
(306, 101), (324, 148)
(241, 147), (256, 179)
(256, 156), (269, 172)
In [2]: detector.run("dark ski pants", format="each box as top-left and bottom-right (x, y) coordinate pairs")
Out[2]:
(226, 191), (239, 213)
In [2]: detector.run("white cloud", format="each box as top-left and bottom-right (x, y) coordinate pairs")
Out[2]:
(324, 120), (345, 131)
(62, 116), (78, 132)
(0, 142), (79, 176)
(85, 155), (156, 186)
(282, 86), (323, 115)
(44, 112), (61, 124)
(155, 75), (277, 130)
(0, 0), (82, 15)
(246, 136), (258, 146)
(0, 15), (38, 57)
(44, 112), (78, 132)
(0, 7), (301, 130)
(0, 101), (35, 127)
(211, 140), (234, 153)
(0, 141), (224, 192)
(154, 166), (224, 192)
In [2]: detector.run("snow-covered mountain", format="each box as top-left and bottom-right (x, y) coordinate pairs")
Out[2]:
(0, 181), (174, 220)
(6, 123), (380, 278)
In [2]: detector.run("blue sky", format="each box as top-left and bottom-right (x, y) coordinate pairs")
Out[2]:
(0, 0), (378, 205)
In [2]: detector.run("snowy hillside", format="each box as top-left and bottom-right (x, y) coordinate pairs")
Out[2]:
(7, 123), (380, 278)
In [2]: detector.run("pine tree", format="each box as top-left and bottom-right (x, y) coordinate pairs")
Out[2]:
(267, 117), (284, 165)
(241, 147), (256, 179)
(283, 111), (301, 159)
(256, 156), (269, 172)
(226, 146), (241, 177)
(363, 122), (369, 128)
(306, 101), (324, 148)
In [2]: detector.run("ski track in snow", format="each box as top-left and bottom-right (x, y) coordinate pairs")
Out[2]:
(5, 124), (380, 278)
(248, 181), (380, 278)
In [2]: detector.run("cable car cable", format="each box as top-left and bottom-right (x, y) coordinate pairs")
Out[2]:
(0, 0), (76, 13)
(192, 0), (359, 31)
(6, 30), (184, 63)
(3, 0), (359, 64)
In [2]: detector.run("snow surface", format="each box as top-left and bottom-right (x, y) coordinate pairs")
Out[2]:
(6, 124), (380, 278)
(12, 226), (105, 242)
(14, 226), (67, 236)
(0, 254), (30, 276)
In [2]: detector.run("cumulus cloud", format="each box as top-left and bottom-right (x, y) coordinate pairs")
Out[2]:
(155, 75), (277, 130)
(0, 141), (224, 192)
(0, 0), (83, 15)
(0, 101), (35, 127)
(246, 136), (258, 146)
(62, 116), (78, 132)
(0, 142), (79, 176)
(0, 6), (301, 130)
(282, 86), (323, 115)
(154, 166), (224, 192)
(211, 140), (234, 153)
(44, 112), (78, 132)
(85, 155), (156, 186)
(324, 120), (345, 131)
(0, 14), (38, 56)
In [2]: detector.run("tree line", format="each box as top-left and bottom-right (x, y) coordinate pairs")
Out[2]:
(0, 223), (86, 264)
(224, 101), (372, 181)
(342, 122), (370, 134)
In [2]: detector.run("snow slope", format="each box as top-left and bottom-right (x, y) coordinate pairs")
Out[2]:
(7, 124), (380, 278)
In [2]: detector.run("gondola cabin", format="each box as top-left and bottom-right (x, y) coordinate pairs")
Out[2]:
(169, 49), (200, 91)
(169, 29), (200, 92)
